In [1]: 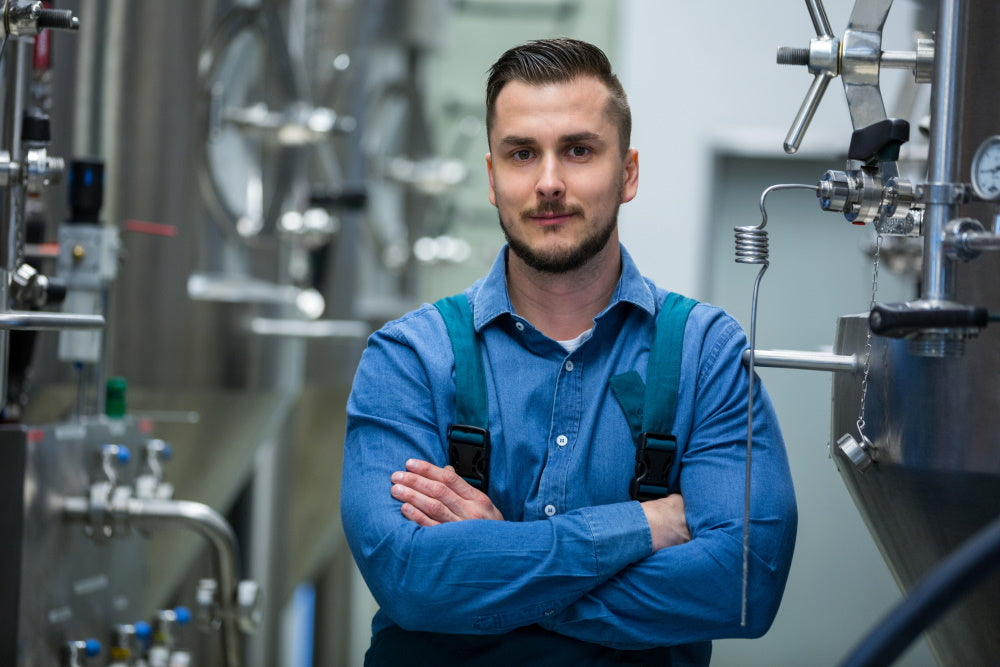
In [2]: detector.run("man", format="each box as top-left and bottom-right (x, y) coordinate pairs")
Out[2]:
(341, 38), (797, 666)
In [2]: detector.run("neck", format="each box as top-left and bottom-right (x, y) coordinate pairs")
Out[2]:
(506, 242), (621, 341)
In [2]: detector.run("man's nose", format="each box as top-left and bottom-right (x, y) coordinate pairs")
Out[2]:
(535, 154), (565, 199)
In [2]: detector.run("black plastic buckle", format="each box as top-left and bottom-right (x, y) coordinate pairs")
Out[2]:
(447, 424), (491, 493)
(629, 432), (677, 501)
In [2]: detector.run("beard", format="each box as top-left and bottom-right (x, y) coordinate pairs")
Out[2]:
(499, 200), (619, 274)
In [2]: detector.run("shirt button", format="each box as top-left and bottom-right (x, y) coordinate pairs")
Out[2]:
(544, 504), (557, 516)
(564, 360), (574, 372)
(515, 321), (525, 331)
(556, 435), (568, 447)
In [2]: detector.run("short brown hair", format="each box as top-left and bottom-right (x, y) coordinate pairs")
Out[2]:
(485, 38), (631, 155)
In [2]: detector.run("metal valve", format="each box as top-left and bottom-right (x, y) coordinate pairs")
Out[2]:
(778, 0), (931, 154)
(11, 262), (65, 308)
(216, 101), (356, 146)
(136, 439), (175, 500)
(108, 622), (151, 666)
(196, 577), (262, 635)
(24, 146), (64, 192)
(3, 0), (79, 37)
(776, 0), (840, 153)
(237, 579), (263, 634)
(87, 444), (132, 538)
(196, 578), (221, 632)
(63, 639), (101, 667)
(149, 606), (192, 667)
(0, 145), (66, 192)
(814, 119), (918, 228)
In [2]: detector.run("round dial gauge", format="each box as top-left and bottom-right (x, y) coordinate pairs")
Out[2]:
(971, 135), (1000, 201)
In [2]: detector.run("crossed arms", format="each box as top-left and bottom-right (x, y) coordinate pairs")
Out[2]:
(391, 458), (690, 552)
(340, 307), (797, 649)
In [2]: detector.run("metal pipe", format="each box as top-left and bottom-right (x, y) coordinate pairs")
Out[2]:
(879, 50), (917, 69)
(921, 0), (965, 302)
(125, 498), (244, 667)
(0, 39), (27, 409)
(248, 316), (368, 339)
(64, 497), (245, 667)
(742, 349), (860, 373)
(806, 0), (834, 38)
(2, 39), (24, 275)
(949, 231), (1000, 254)
(0, 311), (105, 329)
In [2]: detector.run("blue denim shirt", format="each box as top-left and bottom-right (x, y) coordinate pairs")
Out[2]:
(341, 246), (797, 654)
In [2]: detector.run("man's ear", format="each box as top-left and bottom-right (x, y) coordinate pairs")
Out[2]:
(620, 148), (638, 203)
(486, 153), (497, 207)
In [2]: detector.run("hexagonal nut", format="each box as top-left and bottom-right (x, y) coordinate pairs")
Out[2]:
(237, 580), (263, 634)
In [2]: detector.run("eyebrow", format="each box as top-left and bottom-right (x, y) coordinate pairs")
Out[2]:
(497, 131), (605, 147)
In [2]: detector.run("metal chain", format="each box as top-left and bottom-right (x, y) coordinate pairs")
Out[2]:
(856, 232), (883, 441)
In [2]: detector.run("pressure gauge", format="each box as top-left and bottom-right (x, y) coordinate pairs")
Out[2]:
(970, 135), (1000, 201)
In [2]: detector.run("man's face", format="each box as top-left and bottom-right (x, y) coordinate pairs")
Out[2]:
(486, 76), (638, 274)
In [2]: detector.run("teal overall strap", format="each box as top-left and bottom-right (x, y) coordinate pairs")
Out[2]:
(433, 294), (491, 492)
(609, 293), (698, 500)
(644, 293), (698, 435)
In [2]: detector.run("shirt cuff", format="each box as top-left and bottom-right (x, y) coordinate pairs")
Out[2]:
(577, 501), (653, 580)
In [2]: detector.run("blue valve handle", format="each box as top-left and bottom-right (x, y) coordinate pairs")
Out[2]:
(134, 620), (152, 642)
(174, 606), (192, 625)
(103, 443), (131, 464)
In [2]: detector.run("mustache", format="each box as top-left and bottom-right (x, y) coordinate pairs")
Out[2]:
(521, 202), (584, 219)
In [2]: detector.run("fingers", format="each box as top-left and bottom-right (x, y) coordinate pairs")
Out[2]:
(391, 459), (504, 523)
(391, 470), (462, 523)
(404, 459), (480, 499)
(399, 501), (440, 527)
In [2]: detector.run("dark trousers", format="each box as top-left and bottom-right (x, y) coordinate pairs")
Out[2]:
(365, 624), (711, 667)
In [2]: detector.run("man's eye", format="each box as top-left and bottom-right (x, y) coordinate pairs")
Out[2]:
(569, 146), (590, 157)
(513, 149), (533, 161)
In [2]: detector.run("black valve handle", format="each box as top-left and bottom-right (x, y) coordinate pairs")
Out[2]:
(869, 302), (988, 337)
(848, 119), (910, 165)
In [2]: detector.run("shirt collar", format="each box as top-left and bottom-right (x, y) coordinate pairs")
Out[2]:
(469, 244), (657, 332)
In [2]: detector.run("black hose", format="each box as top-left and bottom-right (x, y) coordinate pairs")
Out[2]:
(839, 513), (1000, 666)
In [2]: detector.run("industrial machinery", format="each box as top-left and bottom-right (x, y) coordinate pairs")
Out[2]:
(0, 2), (266, 665)
(741, 0), (1000, 663)
(0, 0), (462, 664)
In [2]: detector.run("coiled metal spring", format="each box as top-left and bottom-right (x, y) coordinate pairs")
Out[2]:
(734, 226), (770, 265)
(735, 183), (818, 265)
(734, 182), (816, 628)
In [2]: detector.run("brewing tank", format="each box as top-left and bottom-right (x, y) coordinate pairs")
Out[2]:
(829, 3), (1000, 663)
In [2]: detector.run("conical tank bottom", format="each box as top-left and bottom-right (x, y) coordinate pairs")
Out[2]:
(831, 315), (1000, 665)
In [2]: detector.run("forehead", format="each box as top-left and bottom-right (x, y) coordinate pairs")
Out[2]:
(491, 76), (614, 138)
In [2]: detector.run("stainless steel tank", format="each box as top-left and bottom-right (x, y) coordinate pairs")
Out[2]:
(829, 2), (1000, 663)
(832, 314), (1000, 664)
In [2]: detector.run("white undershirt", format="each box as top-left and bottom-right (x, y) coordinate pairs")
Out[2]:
(558, 328), (593, 354)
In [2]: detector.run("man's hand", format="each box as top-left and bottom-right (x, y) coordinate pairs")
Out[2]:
(641, 493), (690, 551)
(391, 459), (504, 526)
